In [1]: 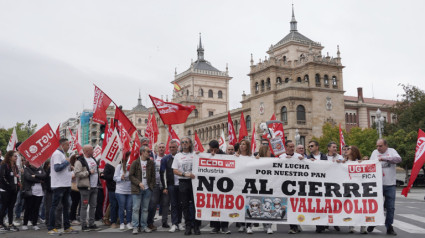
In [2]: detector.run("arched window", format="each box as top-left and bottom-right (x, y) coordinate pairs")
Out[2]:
(194, 109), (198, 117)
(255, 82), (259, 93)
(145, 118), (148, 124)
(285, 78), (289, 83)
(188, 130), (191, 136)
(199, 88), (204, 97)
(353, 113), (357, 123)
(332, 76), (337, 87)
(324, 75), (329, 86)
(345, 113), (349, 123)
(296, 105), (306, 124)
(281, 106), (288, 124)
(349, 113), (352, 123)
(276, 77), (282, 84)
(138, 118), (142, 124)
(266, 78), (271, 90)
(234, 120), (239, 134)
(315, 74), (320, 86)
(304, 74), (309, 82)
(283, 56), (287, 62)
(208, 89), (213, 98)
(218, 90), (223, 99)
(246, 115), (251, 130)
(297, 77), (302, 83)
(261, 80), (265, 91)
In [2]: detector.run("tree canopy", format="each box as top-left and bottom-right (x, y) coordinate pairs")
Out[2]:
(0, 122), (37, 154)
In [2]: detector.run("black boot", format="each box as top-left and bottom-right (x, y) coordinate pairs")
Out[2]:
(184, 225), (192, 235)
(194, 226), (201, 235)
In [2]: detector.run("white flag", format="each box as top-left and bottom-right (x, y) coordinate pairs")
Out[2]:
(6, 127), (18, 151)
(101, 128), (123, 167)
(219, 130), (227, 152)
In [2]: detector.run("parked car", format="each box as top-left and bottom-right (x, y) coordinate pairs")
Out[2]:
(396, 179), (404, 187)
(406, 174), (425, 187)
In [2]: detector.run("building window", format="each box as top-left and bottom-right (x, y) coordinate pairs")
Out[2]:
(255, 82), (259, 93)
(315, 74), (320, 86)
(218, 90), (223, 99)
(281, 106), (288, 124)
(234, 120), (238, 133)
(297, 77), (301, 83)
(188, 130), (191, 136)
(300, 136), (306, 147)
(353, 113), (357, 123)
(304, 74), (309, 82)
(296, 105), (306, 124)
(186, 89), (189, 96)
(209, 111), (214, 117)
(199, 88), (204, 97)
(345, 113), (349, 123)
(208, 90), (213, 98)
(261, 80), (265, 92)
(194, 109), (198, 117)
(285, 78), (289, 83)
(332, 76), (337, 87)
(324, 75), (329, 86)
(283, 56), (287, 62)
(138, 118), (142, 124)
(276, 77), (282, 84)
(145, 118), (148, 124)
(266, 78), (271, 90)
(246, 115), (251, 130)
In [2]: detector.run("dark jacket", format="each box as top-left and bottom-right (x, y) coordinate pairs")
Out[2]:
(43, 162), (52, 192)
(101, 163), (116, 192)
(0, 163), (19, 192)
(129, 158), (155, 194)
(308, 152), (327, 160)
(160, 154), (176, 189)
(23, 166), (47, 193)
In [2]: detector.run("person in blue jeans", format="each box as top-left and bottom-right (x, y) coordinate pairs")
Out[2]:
(114, 152), (133, 230)
(129, 146), (155, 234)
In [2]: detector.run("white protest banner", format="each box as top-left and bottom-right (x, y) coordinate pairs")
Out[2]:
(193, 153), (384, 226)
(100, 128), (123, 167)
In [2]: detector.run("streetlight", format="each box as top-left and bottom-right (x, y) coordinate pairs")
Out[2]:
(295, 129), (300, 145)
(375, 109), (385, 138)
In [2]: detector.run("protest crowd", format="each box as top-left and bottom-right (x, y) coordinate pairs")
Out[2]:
(0, 86), (411, 236)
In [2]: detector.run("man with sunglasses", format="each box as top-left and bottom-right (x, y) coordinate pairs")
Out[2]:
(367, 139), (401, 236)
(172, 137), (201, 235)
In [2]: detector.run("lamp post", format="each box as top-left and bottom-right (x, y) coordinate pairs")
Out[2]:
(295, 129), (300, 145)
(375, 109), (385, 138)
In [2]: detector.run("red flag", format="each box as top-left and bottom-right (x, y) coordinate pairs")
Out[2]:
(165, 125), (180, 154)
(269, 113), (286, 144)
(165, 135), (171, 154)
(18, 124), (60, 168)
(69, 128), (83, 155)
(149, 95), (195, 125)
(339, 123), (346, 153)
(145, 113), (159, 149)
(117, 121), (131, 155)
(114, 107), (137, 136)
(194, 131), (204, 152)
(55, 124), (61, 141)
(238, 112), (248, 142)
(251, 123), (257, 154)
(129, 133), (141, 168)
(93, 85), (113, 125)
(402, 129), (425, 197)
(227, 112), (237, 146)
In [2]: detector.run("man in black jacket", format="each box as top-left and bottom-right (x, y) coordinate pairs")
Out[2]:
(100, 161), (117, 228)
(160, 140), (183, 233)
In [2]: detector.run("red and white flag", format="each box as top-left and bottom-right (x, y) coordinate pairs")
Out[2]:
(339, 123), (346, 153)
(227, 112), (237, 146)
(145, 113), (159, 149)
(269, 113), (286, 144)
(68, 128), (83, 155)
(18, 124), (60, 168)
(117, 121), (131, 155)
(194, 131), (204, 152)
(93, 85), (113, 125)
(6, 127), (18, 151)
(150, 95), (195, 125)
(251, 123), (257, 154)
(402, 129), (425, 197)
(165, 125), (180, 154)
(114, 107), (137, 136)
(100, 128), (123, 167)
(129, 133), (141, 168)
(219, 130), (227, 152)
(238, 112), (248, 142)
(55, 124), (61, 141)
(93, 145), (102, 161)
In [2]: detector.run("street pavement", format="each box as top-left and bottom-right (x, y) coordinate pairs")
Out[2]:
(1, 187), (424, 238)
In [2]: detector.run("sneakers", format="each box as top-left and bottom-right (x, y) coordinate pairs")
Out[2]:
(9, 225), (19, 231)
(178, 223), (185, 231)
(387, 225), (397, 236)
(82, 226), (90, 232)
(367, 226), (375, 233)
(120, 224), (125, 230)
(71, 220), (80, 226)
(13, 220), (21, 226)
(349, 226), (355, 233)
(21, 225), (28, 231)
(267, 227), (273, 234)
(143, 227), (152, 233)
(110, 223), (118, 229)
(246, 226), (253, 234)
(33, 226), (41, 231)
(126, 223), (133, 230)
(162, 223), (170, 228)
(39, 218), (46, 224)
(334, 226), (341, 232)
(147, 224), (157, 231)
(221, 227), (231, 234)
(360, 226), (368, 234)
(132, 228), (138, 235)
(288, 228), (297, 234)
(0, 226), (9, 232)
(169, 224), (177, 233)
(210, 228), (219, 234)
(64, 227), (78, 234)
(89, 224), (101, 231)
(238, 226), (246, 232)
(48, 229), (62, 235)
(103, 218), (111, 226)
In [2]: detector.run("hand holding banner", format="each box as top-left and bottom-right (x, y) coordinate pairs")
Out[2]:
(18, 124), (60, 168)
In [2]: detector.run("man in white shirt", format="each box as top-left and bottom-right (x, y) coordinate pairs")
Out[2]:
(47, 139), (76, 235)
(326, 142), (344, 162)
(367, 139), (401, 236)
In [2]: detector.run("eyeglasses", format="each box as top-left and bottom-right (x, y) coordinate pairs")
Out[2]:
(308, 145), (315, 148)
(347, 147), (352, 150)
(181, 141), (189, 144)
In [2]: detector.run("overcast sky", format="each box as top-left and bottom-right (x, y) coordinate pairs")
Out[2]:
(1, 0), (424, 129)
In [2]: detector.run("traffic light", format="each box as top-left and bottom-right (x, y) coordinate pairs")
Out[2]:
(100, 124), (105, 140)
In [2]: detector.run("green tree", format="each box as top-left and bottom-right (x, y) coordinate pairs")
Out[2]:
(0, 122), (38, 153)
